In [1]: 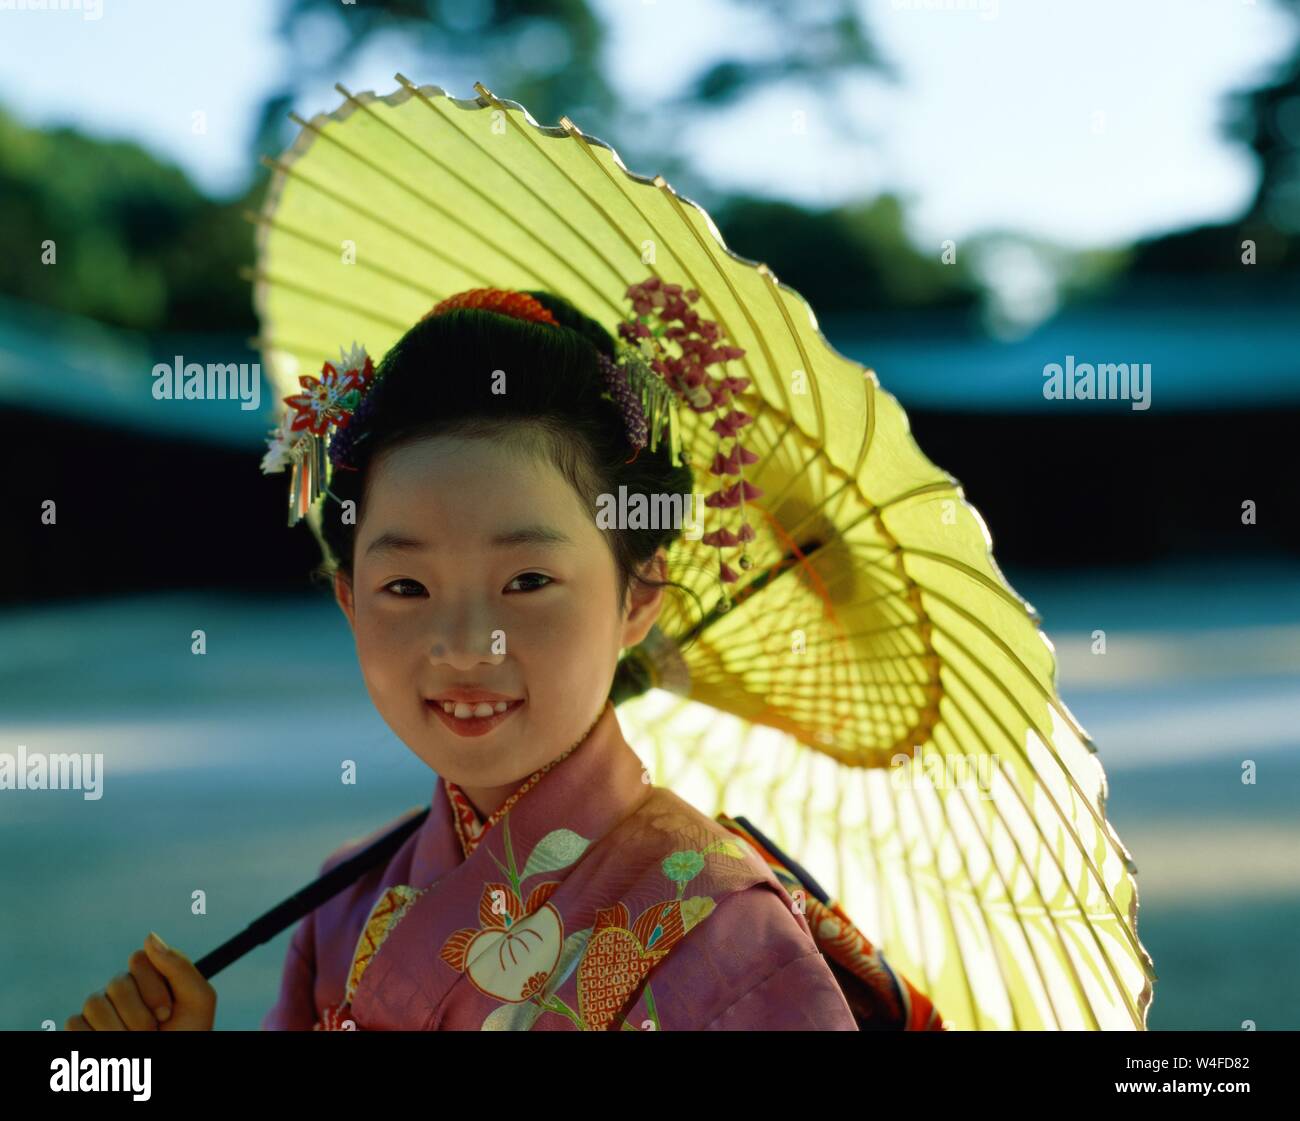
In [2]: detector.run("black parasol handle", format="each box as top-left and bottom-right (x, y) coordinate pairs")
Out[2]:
(193, 806), (430, 980)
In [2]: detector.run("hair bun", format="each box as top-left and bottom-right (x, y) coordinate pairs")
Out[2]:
(523, 290), (617, 358)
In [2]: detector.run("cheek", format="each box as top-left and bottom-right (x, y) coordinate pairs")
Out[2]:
(525, 596), (609, 650)
(513, 604), (581, 643)
(353, 609), (420, 690)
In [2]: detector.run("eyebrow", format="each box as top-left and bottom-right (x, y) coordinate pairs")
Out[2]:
(363, 525), (576, 557)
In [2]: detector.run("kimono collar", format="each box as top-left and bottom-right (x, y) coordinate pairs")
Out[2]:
(440, 699), (619, 861)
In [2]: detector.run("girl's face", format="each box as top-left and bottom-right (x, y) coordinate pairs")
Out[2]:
(334, 434), (666, 816)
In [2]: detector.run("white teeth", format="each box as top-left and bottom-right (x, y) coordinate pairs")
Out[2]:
(440, 700), (514, 719)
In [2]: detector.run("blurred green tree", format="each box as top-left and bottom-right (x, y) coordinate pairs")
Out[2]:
(0, 106), (254, 332)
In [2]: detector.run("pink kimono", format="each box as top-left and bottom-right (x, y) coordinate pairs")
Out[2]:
(262, 698), (859, 1030)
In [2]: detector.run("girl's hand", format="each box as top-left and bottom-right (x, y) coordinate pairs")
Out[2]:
(65, 931), (216, 1031)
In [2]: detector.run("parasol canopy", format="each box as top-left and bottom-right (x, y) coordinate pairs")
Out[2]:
(247, 77), (1155, 1030)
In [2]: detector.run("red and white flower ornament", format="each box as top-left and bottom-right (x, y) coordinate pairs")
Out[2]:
(261, 342), (375, 526)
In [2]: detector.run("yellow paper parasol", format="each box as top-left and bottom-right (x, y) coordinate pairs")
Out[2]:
(246, 77), (1155, 1030)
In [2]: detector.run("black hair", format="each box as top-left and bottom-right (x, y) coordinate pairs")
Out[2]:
(308, 290), (705, 636)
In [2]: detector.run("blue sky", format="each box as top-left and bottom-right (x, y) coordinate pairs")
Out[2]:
(0, 0), (1293, 250)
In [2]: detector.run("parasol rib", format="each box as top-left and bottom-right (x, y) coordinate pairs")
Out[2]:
(257, 154), (498, 287)
(243, 207), (442, 301)
(284, 110), (572, 296)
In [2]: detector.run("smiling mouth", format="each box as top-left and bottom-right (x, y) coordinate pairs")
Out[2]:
(434, 698), (519, 719)
(426, 697), (525, 737)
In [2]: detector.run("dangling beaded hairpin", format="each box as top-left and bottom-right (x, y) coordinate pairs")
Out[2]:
(261, 281), (758, 598)
(602, 278), (758, 595)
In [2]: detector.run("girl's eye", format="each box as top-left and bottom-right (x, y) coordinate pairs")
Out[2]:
(506, 572), (553, 593)
(383, 579), (426, 597)
(381, 574), (552, 596)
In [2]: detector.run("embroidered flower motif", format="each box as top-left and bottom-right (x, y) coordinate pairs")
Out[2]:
(520, 970), (551, 1001)
(440, 880), (566, 1004)
(680, 895), (715, 931)
(438, 820), (751, 1030)
(662, 849), (706, 883)
(576, 899), (687, 1031)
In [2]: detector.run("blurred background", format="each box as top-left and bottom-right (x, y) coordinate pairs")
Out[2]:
(1, 0), (1297, 1031)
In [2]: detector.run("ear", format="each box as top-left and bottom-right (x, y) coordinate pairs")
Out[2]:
(333, 569), (356, 630)
(620, 549), (667, 651)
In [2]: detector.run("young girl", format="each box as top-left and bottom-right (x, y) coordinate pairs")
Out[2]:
(67, 288), (863, 1031)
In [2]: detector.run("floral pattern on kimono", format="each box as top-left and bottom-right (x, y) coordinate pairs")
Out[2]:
(341, 786), (773, 1031)
(312, 816), (750, 1030)
(264, 699), (859, 1031)
(431, 817), (744, 1030)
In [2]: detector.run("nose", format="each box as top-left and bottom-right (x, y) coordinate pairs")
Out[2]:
(425, 598), (506, 670)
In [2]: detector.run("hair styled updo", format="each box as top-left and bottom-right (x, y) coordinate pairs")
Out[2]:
(310, 290), (703, 626)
